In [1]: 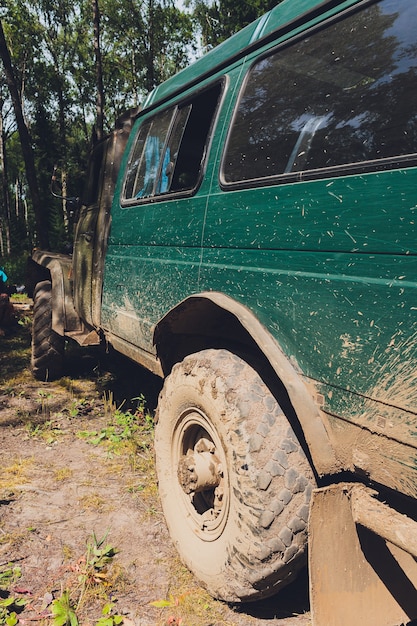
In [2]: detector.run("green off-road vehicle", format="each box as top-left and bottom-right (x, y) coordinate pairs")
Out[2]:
(29, 1), (417, 623)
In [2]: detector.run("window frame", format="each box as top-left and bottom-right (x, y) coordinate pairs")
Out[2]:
(121, 79), (225, 207)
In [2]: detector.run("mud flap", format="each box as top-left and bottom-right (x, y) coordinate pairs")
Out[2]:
(309, 483), (417, 626)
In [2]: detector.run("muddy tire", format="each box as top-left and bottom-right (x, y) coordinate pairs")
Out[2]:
(31, 280), (64, 381)
(154, 349), (315, 602)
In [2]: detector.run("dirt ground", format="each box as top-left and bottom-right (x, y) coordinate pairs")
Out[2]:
(0, 303), (312, 626)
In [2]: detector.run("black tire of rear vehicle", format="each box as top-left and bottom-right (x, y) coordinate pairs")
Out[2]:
(31, 280), (64, 381)
(154, 348), (316, 603)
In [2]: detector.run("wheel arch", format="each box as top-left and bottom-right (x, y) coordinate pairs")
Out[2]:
(30, 251), (81, 336)
(154, 291), (337, 476)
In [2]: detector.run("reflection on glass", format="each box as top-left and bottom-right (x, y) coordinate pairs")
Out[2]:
(224, 0), (417, 183)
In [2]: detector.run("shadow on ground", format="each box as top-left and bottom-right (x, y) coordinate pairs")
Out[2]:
(65, 343), (163, 412)
(237, 569), (310, 620)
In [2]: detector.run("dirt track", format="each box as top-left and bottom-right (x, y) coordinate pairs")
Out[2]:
(0, 311), (311, 625)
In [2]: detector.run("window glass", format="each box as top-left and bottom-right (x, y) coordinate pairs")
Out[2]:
(223, 0), (417, 184)
(162, 104), (192, 192)
(124, 110), (173, 199)
(123, 83), (222, 202)
(124, 119), (152, 199)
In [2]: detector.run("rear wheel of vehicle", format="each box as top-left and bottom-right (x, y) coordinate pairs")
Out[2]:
(154, 348), (315, 602)
(31, 280), (64, 381)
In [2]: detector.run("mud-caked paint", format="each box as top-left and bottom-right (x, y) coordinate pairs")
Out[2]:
(100, 0), (417, 494)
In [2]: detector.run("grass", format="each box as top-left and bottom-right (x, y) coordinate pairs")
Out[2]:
(0, 518), (132, 625)
(0, 458), (33, 494)
(0, 328), (32, 383)
(0, 300), (282, 626)
(77, 393), (154, 465)
(54, 467), (74, 481)
(0, 313), (164, 624)
(79, 493), (108, 511)
(42, 533), (125, 626)
(150, 558), (254, 626)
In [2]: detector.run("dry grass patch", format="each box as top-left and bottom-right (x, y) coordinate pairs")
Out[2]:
(0, 457), (33, 493)
(152, 558), (247, 626)
(54, 467), (74, 481)
(79, 493), (108, 511)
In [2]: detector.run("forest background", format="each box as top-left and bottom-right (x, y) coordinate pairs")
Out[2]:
(0, 0), (279, 284)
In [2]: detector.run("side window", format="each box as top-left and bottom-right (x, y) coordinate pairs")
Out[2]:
(223, 0), (417, 185)
(123, 82), (222, 202)
(124, 110), (173, 199)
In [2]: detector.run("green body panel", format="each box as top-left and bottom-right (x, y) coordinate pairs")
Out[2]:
(101, 192), (208, 350)
(201, 169), (417, 438)
(101, 0), (417, 493)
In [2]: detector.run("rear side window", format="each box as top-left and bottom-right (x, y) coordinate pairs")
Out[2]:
(123, 83), (222, 202)
(223, 0), (417, 186)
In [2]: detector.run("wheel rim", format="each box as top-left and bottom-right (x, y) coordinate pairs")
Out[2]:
(172, 407), (230, 541)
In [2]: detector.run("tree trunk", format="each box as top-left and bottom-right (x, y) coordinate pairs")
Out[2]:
(56, 77), (69, 234)
(0, 20), (49, 249)
(146, 0), (156, 92)
(92, 0), (104, 143)
(0, 98), (11, 256)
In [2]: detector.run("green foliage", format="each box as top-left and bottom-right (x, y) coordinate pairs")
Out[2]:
(0, 565), (21, 588)
(51, 591), (79, 626)
(49, 593), (125, 626)
(189, 0), (282, 48)
(101, 0), (195, 107)
(1, 0), (197, 256)
(87, 532), (118, 572)
(1, 252), (28, 286)
(78, 393), (154, 452)
(94, 602), (124, 626)
(0, 564), (27, 626)
(50, 534), (121, 626)
(1, 0), (280, 258)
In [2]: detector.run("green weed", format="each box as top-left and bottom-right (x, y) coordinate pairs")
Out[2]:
(50, 533), (122, 626)
(0, 565), (21, 588)
(25, 419), (64, 444)
(76, 532), (118, 609)
(37, 389), (53, 419)
(0, 564), (27, 626)
(17, 315), (32, 327)
(51, 591), (78, 626)
(95, 602), (124, 625)
(78, 393), (153, 454)
(0, 596), (27, 626)
(61, 397), (93, 419)
(9, 293), (29, 303)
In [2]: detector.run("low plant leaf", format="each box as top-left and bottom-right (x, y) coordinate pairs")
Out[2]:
(101, 602), (115, 616)
(5, 612), (18, 626)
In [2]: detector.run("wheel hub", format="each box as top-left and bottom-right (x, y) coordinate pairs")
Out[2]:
(177, 436), (224, 520)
